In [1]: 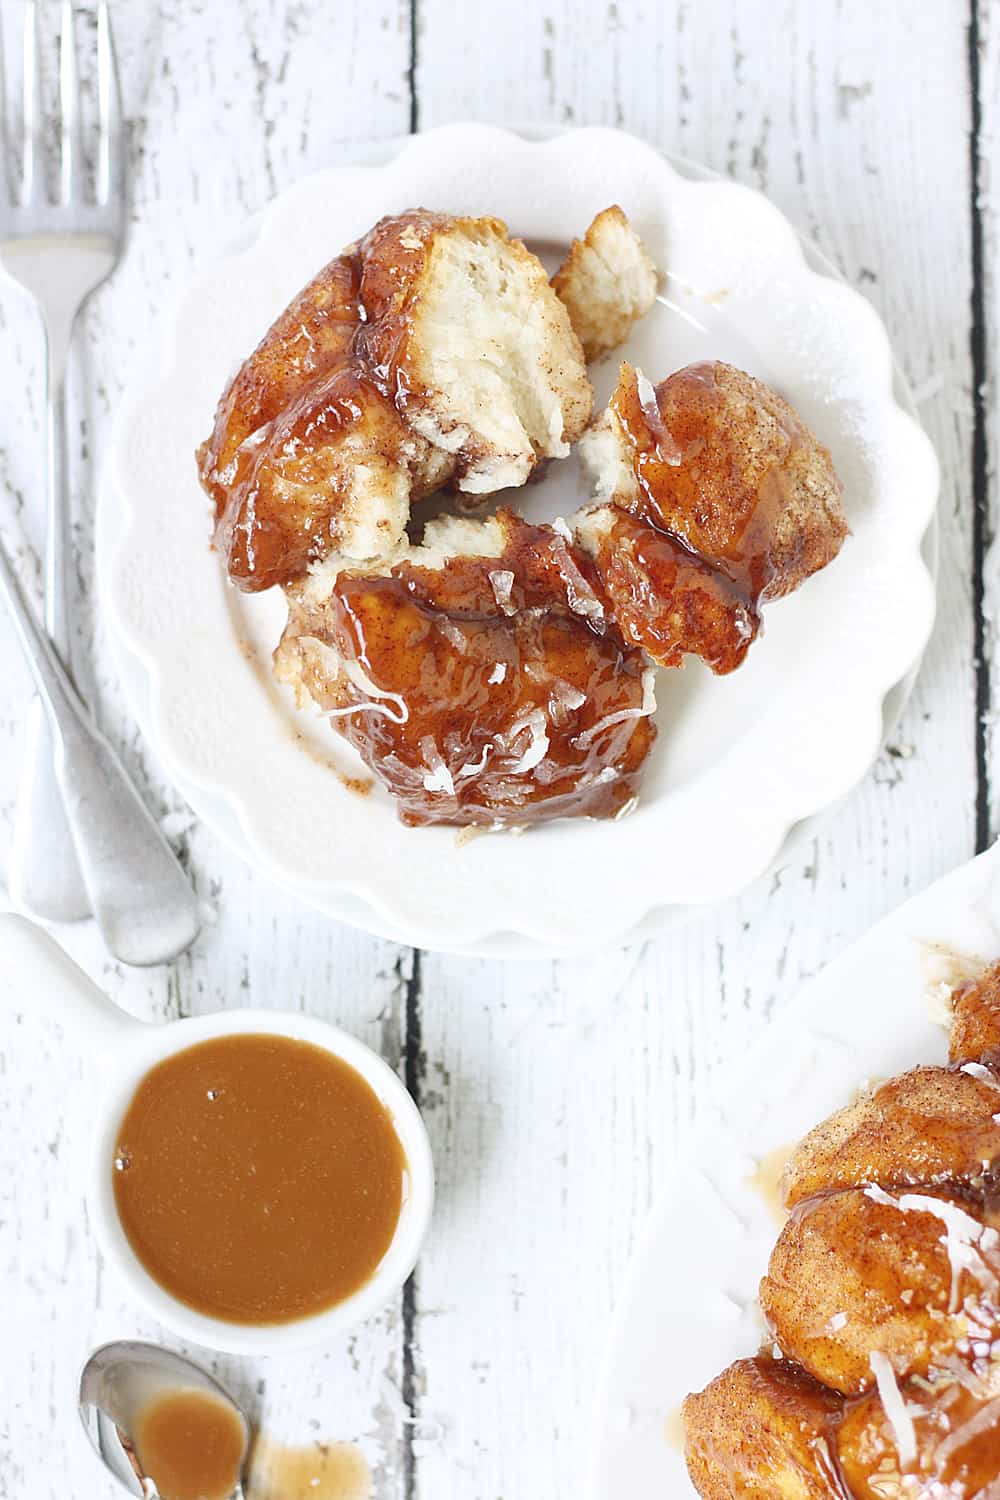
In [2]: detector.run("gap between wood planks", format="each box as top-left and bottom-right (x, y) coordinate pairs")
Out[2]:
(401, 15), (422, 1492)
(400, 946), (424, 1500)
(394, 7), (996, 1491)
(969, 0), (992, 854)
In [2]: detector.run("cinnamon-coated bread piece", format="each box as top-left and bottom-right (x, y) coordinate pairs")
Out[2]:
(274, 509), (656, 828)
(781, 1065), (1000, 1210)
(574, 361), (848, 671)
(551, 205), (658, 362)
(759, 1186), (1000, 1397)
(682, 1357), (844, 1500)
(199, 210), (592, 592)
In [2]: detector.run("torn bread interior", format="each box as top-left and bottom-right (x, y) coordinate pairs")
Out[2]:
(575, 360), (848, 672)
(551, 204), (658, 362)
(198, 210), (592, 592)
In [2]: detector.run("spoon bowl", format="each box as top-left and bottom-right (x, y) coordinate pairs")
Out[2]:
(79, 1340), (249, 1498)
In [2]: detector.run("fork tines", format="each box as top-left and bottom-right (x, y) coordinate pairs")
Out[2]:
(0, 0), (124, 215)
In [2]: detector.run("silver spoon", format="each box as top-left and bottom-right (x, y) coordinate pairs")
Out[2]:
(0, 530), (201, 966)
(79, 1341), (249, 1499)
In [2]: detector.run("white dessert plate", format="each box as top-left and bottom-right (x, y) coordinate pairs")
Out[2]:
(104, 124), (938, 954)
(590, 840), (1000, 1497)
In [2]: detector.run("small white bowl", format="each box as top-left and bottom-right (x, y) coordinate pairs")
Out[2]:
(0, 914), (434, 1355)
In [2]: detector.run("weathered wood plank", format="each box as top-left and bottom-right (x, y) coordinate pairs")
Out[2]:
(0, 3), (414, 1497)
(413, 1), (976, 1495)
(0, 2), (983, 1498)
(977, 0), (1000, 840)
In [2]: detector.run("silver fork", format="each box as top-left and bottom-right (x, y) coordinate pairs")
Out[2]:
(3, 0), (125, 920)
(0, 1), (200, 964)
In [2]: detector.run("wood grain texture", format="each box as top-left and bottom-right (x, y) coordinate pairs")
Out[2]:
(0, 3), (414, 1498)
(978, 0), (1000, 839)
(413, 1), (977, 1496)
(0, 1), (985, 1497)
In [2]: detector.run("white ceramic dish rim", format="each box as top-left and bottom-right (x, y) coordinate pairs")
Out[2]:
(0, 915), (434, 1356)
(105, 123), (939, 953)
(97, 128), (938, 960)
(588, 840), (1000, 1498)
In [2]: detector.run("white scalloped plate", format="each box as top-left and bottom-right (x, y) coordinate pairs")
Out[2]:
(590, 841), (1000, 1498)
(105, 124), (938, 953)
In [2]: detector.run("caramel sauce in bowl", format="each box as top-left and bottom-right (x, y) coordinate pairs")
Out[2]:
(0, 913), (432, 1352)
(88, 1006), (434, 1355)
(16, 936), (434, 1362)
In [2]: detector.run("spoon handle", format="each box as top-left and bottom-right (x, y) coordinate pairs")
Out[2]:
(0, 535), (200, 966)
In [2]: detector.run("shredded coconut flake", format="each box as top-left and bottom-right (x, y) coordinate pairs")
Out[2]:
(570, 668), (657, 749)
(920, 944), (987, 1028)
(935, 1395), (1000, 1464)
(548, 678), (587, 720)
(436, 618), (468, 653)
(926, 981), (958, 1028)
(635, 369), (682, 466)
(456, 745), (491, 780)
(488, 663), (507, 685)
(550, 538), (606, 625)
(503, 709), (550, 775)
(489, 569), (516, 615)
(635, 369), (659, 417)
(865, 1184), (1000, 1311)
(420, 737), (455, 796)
(962, 1062), (1000, 1091)
(305, 643), (410, 726)
(869, 1352), (917, 1469)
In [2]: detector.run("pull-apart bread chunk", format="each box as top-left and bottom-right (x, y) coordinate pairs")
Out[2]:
(682, 1357), (844, 1500)
(574, 361), (848, 673)
(837, 1363), (1000, 1499)
(950, 958), (1000, 1067)
(551, 205), (658, 362)
(275, 510), (656, 828)
(781, 1065), (1000, 1209)
(759, 1185), (1000, 1397)
(200, 203), (849, 827)
(683, 964), (1000, 1499)
(198, 210), (591, 591)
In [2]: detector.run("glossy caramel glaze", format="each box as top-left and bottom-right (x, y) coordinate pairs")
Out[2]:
(682, 1358), (845, 1500)
(837, 1366), (1000, 1499)
(198, 214), (443, 592)
(781, 1064), (1000, 1210)
(585, 506), (755, 673)
(198, 209), (590, 591)
(683, 964), (1000, 1500)
(276, 511), (656, 827)
(686, 1354), (1000, 1500)
(950, 960), (1000, 1067)
(759, 1185), (1000, 1397)
(583, 362), (848, 673)
(133, 1389), (247, 1500)
(113, 1034), (406, 1323)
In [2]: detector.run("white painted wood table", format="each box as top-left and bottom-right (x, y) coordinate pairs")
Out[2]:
(0, 3), (994, 1497)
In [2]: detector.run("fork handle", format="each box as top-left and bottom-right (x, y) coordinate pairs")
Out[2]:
(0, 534), (200, 967)
(9, 329), (90, 920)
